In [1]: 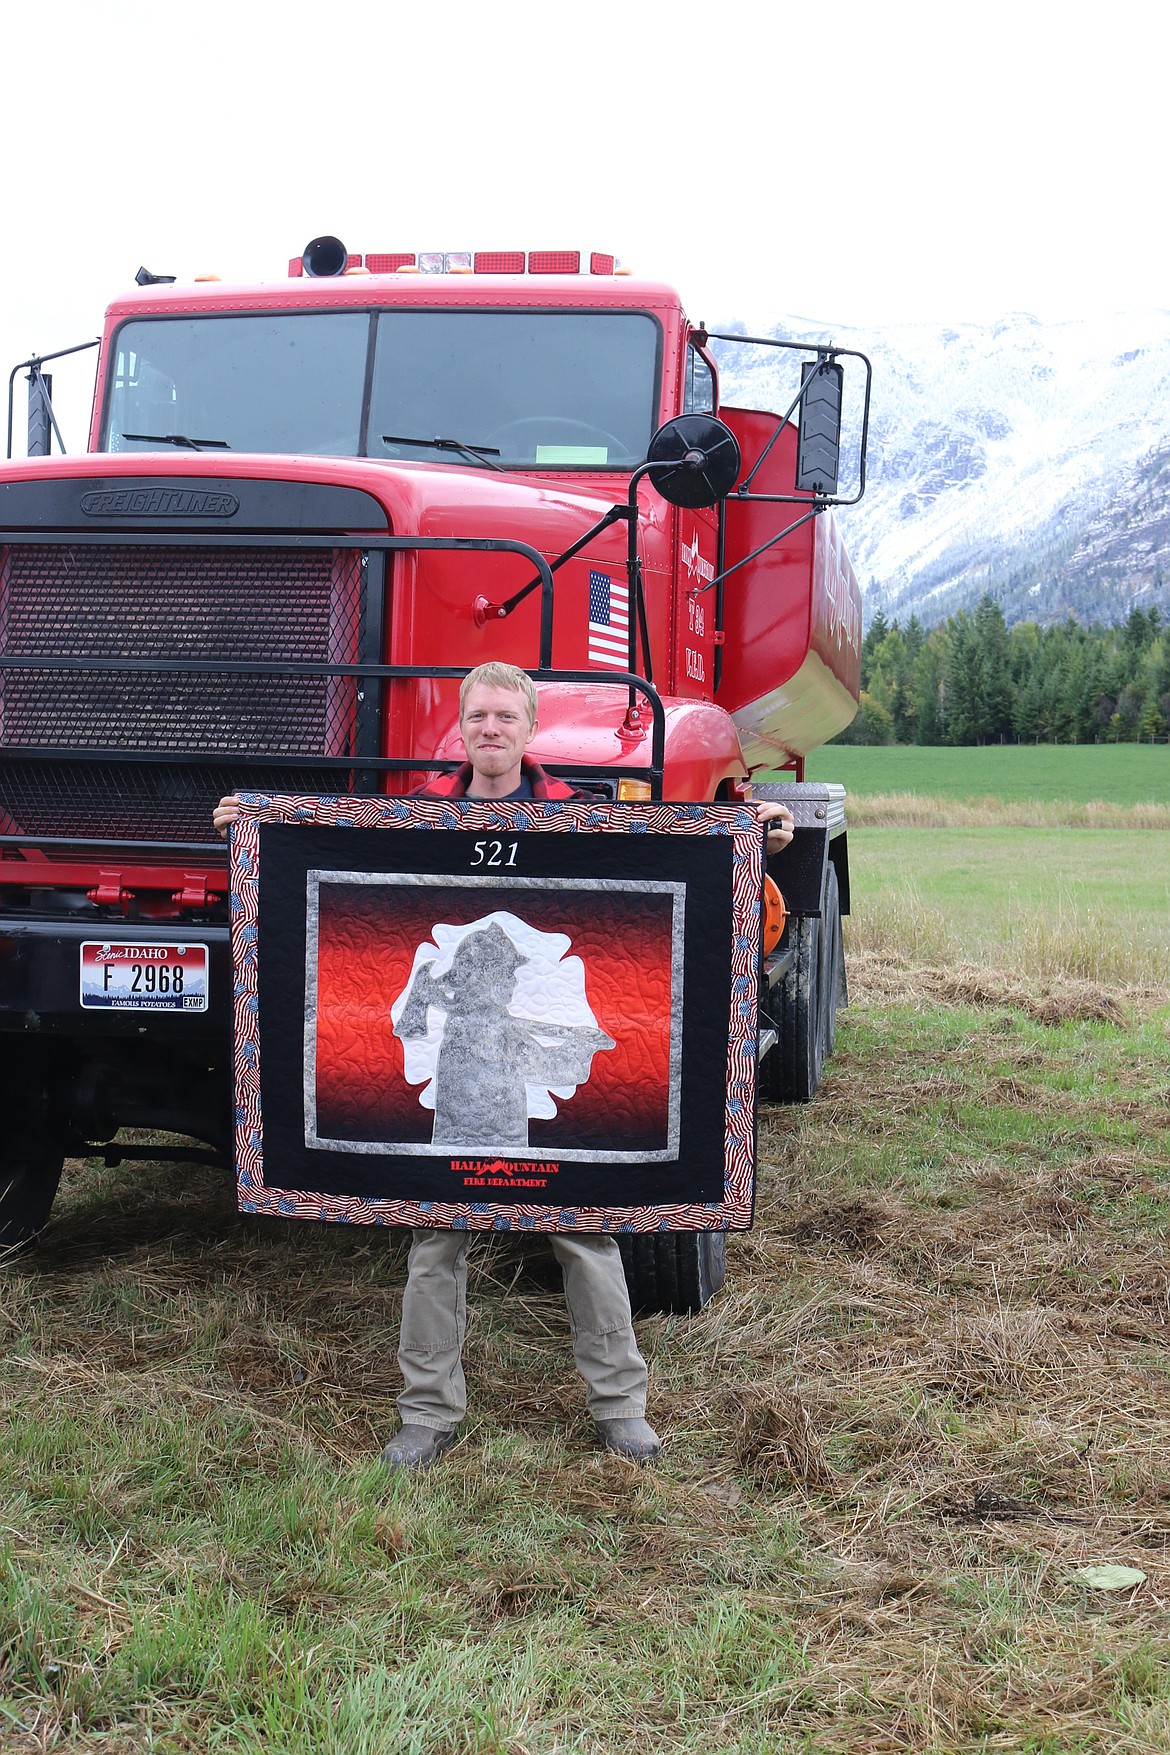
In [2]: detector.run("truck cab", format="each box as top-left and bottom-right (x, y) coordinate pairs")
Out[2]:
(0, 240), (868, 1300)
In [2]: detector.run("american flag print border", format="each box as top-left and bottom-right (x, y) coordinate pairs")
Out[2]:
(231, 796), (762, 1232)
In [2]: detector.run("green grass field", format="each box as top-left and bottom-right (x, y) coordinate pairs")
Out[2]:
(2, 810), (1169, 1753)
(803, 742), (1169, 806)
(844, 827), (1170, 984)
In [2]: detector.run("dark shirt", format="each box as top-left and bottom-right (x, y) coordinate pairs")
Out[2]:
(413, 757), (578, 801)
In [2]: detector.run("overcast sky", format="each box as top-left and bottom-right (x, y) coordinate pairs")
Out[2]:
(4, 0), (1168, 446)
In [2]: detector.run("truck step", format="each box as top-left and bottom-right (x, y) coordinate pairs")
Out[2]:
(763, 944), (795, 988)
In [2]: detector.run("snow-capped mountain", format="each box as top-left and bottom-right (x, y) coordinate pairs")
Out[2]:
(711, 310), (1170, 629)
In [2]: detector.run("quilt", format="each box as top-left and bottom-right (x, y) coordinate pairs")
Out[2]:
(231, 794), (763, 1231)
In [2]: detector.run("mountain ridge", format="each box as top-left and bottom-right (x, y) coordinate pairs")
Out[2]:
(710, 308), (1170, 630)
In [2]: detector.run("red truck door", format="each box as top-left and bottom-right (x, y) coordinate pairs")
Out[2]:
(672, 504), (719, 698)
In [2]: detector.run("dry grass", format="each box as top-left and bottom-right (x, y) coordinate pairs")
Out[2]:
(844, 869), (1170, 990)
(846, 950), (1152, 1026)
(844, 794), (1170, 830)
(2, 961), (1169, 1750)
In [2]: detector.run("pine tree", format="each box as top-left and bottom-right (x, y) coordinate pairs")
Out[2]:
(846, 606), (1165, 745)
(945, 614), (991, 744)
(973, 596), (1013, 739)
(868, 625), (912, 741)
(861, 610), (890, 690)
(834, 690), (895, 745)
(1122, 605), (1155, 661)
(911, 630), (948, 743)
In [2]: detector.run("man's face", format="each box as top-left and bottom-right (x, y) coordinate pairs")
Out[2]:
(459, 683), (536, 781)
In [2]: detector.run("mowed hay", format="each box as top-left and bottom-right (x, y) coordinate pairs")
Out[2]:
(733, 1385), (838, 1490)
(844, 792), (1170, 831)
(1, 953), (1169, 1752)
(848, 949), (1137, 1024)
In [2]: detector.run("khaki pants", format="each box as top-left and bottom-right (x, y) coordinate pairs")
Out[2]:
(397, 1228), (649, 1431)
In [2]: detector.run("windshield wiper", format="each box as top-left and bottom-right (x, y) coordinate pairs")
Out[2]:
(381, 433), (504, 472)
(121, 432), (231, 451)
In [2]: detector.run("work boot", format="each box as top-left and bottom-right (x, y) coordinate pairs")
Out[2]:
(594, 1417), (662, 1462)
(380, 1424), (458, 1472)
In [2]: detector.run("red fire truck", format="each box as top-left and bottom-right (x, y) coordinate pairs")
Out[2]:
(0, 238), (870, 1310)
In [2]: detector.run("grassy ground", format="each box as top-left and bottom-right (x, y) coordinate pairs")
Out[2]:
(845, 829), (1170, 986)
(2, 836), (1169, 1752)
(802, 743), (1170, 809)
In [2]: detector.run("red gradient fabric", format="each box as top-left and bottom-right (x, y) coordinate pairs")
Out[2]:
(314, 883), (674, 1151)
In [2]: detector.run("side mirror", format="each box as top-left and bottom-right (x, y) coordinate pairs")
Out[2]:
(26, 368), (53, 458)
(795, 359), (843, 495)
(645, 414), (741, 508)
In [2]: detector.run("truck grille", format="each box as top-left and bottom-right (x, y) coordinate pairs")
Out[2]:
(0, 543), (363, 841)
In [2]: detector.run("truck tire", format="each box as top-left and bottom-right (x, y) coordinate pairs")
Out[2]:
(617, 1230), (727, 1315)
(822, 862), (845, 1059)
(760, 862), (842, 1104)
(0, 1042), (67, 1250)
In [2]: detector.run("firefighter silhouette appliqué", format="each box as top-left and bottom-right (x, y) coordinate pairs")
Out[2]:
(391, 913), (615, 1150)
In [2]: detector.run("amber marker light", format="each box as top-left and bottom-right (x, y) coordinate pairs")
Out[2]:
(616, 779), (652, 801)
(763, 876), (788, 956)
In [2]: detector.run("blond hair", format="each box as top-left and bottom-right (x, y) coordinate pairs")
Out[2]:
(459, 662), (538, 726)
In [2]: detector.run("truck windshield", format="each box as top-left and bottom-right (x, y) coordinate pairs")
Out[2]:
(101, 309), (660, 469)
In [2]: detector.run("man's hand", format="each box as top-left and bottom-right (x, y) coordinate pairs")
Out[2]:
(756, 800), (794, 856)
(212, 794), (240, 838)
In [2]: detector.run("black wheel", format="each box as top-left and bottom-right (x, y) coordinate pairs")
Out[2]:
(823, 863), (845, 1058)
(617, 1230), (727, 1315)
(760, 862), (842, 1104)
(0, 1041), (66, 1250)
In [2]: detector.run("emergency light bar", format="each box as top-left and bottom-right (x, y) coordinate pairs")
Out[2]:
(288, 246), (620, 278)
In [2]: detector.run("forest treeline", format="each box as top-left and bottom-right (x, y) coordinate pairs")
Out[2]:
(841, 597), (1170, 745)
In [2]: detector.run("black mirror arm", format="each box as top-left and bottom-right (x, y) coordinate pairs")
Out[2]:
(623, 422), (740, 717)
(702, 331), (830, 491)
(622, 459), (665, 716)
(6, 337), (99, 459)
(740, 372), (819, 493)
(695, 505), (825, 599)
(475, 502), (630, 625)
(704, 332), (873, 507)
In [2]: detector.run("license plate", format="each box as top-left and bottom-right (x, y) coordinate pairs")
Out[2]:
(80, 941), (209, 1011)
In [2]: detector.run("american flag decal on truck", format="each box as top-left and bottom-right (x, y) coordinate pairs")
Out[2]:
(587, 570), (629, 669)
